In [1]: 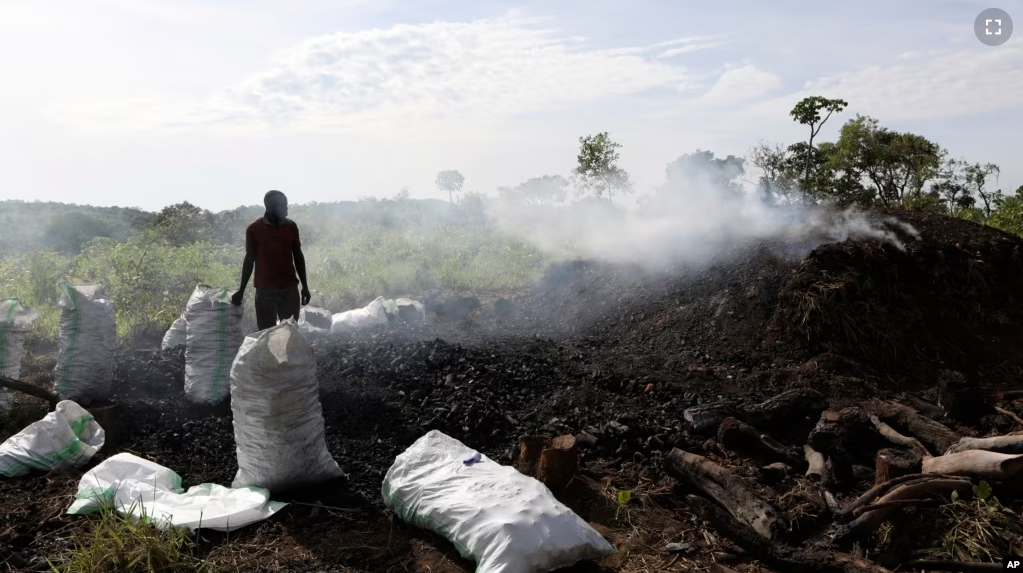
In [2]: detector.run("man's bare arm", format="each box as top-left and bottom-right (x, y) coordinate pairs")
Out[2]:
(293, 245), (310, 304)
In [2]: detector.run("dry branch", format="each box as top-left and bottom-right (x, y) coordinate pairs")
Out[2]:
(835, 473), (960, 520)
(994, 406), (1023, 428)
(874, 448), (923, 485)
(686, 494), (892, 573)
(741, 388), (827, 429)
(834, 477), (973, 542)
(805, 444), (825, 480)
(869, 414), (931, 460)
(717, 417), (806, 470)
(850, 498), (942, 517)
(0, 375), (59, 406)
(874, 402), (960, 456)
(946, 435), (1023, 455)
(922, 449), (1023, 479)
(664, 448), (786, 539)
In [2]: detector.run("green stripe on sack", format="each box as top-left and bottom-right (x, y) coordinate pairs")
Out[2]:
(58, 284), (81, 397)
(0, 432), (88, 477)
(208, 287), (231, 403)
(68, 414), (95, 437)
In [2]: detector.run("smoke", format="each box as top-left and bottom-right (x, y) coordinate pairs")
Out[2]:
(486, 167), (919, 271)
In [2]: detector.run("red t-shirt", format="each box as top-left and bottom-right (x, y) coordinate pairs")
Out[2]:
(245, 217), (301, 289)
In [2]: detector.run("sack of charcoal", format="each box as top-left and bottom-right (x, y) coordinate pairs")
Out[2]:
(230, 320), (343, 492)
(0, 299), (39, 414)
(53, 282), (116, 402)
(183, 284), (244, 405)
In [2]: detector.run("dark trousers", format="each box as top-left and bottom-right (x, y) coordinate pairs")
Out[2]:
(255, 286), (300, 330)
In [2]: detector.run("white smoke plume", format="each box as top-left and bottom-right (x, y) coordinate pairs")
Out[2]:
(486, 167), (918, 271)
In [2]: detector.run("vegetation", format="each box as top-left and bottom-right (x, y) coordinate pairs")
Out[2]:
(0, 94), (1019, 345)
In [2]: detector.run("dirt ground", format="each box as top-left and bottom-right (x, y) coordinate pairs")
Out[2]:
(3, 208), (1023, 572)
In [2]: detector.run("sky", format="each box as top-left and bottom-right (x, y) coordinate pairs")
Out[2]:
(0, 0), (1019, 211)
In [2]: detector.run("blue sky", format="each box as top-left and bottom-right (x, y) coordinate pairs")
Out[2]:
(0, 0), (1018, 211)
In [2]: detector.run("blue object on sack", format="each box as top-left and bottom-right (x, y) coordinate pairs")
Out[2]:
(463, 452), (482, 466)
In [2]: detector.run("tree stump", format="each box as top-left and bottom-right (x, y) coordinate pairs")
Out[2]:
(517, 435), (551, 476)
(874, 448), (923, 485)
(536, 435), (578, 493)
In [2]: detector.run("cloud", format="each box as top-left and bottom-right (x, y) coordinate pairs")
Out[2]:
(49, 17), (708, 133)
(750, 45), (1023, 121)
(656, 43), (724, 58)
(702, 65), (782, 103)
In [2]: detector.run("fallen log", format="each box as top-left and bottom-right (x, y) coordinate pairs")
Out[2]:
(903, 560), (1004, 572)
(946, 434), (1023, 455)
(874, 448), (923, 485)
(834, 477), (973, 542)
(804, 444), (825, 481)
(874, 402), (960, 456)
(869, 414), (931, 460)
(901, 394), (945, 421)
(717, 417), (807, 471)
(808, 408), (883, 459)
(536, 435), (578, 493)
(0, 375), (59, 406)
(922, 450), (1023, 480)
(686, 494), (892, 573)
(684, 402), (736, 435)
(664, 448), (786, 539)
(741, 388), (827, 430)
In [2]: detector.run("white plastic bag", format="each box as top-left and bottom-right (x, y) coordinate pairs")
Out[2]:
(330, 296), (389, 334)
(298, 306), (332, 334)
(53, 282), (116, 401)
(0, 400), (105, 477)
(230, 320), (343, 492)
(161, 314), (187, 351)
(184, 284), (244, 405)
(68, 452), (286, 531)
(382, 430), (615, 573)
(0, 299), (38, 415)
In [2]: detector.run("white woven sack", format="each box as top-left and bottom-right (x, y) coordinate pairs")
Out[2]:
(0, 299), (38, 415)
(0, 400), (105, 477)
(230, 320), (343, 492)
(161, 314), (187, 351)
(383, 430), (616, 573)
(53, 282), (116, 401)
(184, 284), (244, 405)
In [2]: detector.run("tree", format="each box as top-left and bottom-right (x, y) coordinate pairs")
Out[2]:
(574, 132), (633, 204)
(963, 162), (1001, 217)
(789, 96), (848, 192)
(830, 115), (942, 207)
(662, 149), (745, 198)
(435, 170), (465, 204)
(987, 186), (1023, 236)
(150, 202), (217, 246)
(498, 175), (569, 206)
(45, 212), (115, 254)
(748, 142), (797, 204)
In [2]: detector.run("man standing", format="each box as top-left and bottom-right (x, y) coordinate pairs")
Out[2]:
(231, 190), (311, 330)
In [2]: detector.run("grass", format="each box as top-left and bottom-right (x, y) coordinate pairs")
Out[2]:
(0, 222), (551, 343)
(48, 503), (217, 573)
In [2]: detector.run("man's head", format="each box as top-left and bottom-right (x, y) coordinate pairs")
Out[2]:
(264, 190), (288, 223)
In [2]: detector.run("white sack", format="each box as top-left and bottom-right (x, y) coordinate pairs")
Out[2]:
(382, 430), (615, 573)
(68, 452), (286, 532)
(298, 306), (332, 334)
(0, 400), (105, 477)
(0, 299), (38, 414)
(184, 284), (244, 405)
(330, 296), (389, 334)
(161, 314), (187, 351)
(53, 282), (116, 401)
(231, 320), (343, 491)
